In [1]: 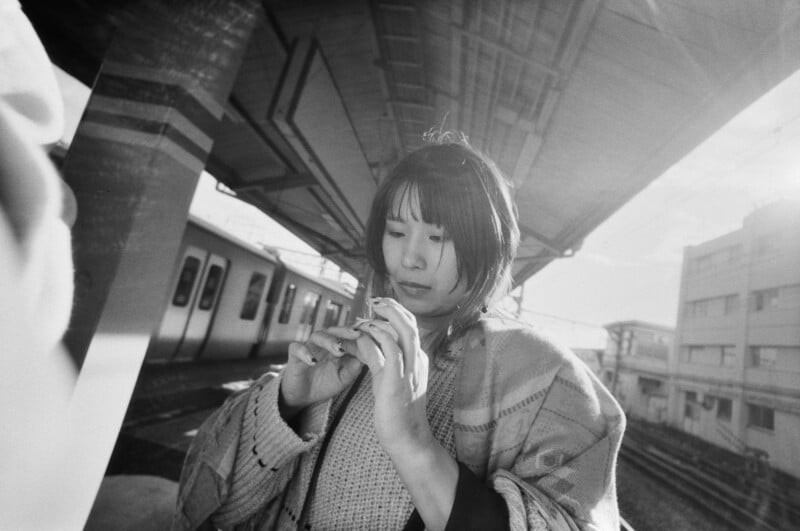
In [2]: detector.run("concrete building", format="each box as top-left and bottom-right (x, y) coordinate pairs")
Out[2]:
(600, 320), (673, 424)
(669, 200), (800, 478)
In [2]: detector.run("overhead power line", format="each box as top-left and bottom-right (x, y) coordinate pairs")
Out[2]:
(518, 307), (605, 329)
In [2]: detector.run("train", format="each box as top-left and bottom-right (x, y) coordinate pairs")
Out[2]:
(144, 214), (355, 363)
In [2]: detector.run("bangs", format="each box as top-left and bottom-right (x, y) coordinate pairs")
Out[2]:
(387, 178), (453, 229)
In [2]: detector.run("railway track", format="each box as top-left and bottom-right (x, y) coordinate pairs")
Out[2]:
(625, 422), (800, 524)
(621, 429), (800, 530)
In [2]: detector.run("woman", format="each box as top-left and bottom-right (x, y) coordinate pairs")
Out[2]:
(174, 140), (625, 530)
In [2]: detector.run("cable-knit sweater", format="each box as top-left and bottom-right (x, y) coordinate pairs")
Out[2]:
(229, 345), (459, 530)
(173, 316), (626, 530)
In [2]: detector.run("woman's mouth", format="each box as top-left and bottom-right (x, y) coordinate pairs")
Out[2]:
(396, 281), (431, 297)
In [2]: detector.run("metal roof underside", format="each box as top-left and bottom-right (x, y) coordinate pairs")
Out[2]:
(24, 0), (800, 286)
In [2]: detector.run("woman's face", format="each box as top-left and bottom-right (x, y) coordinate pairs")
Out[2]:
(381, 188), (469, 320)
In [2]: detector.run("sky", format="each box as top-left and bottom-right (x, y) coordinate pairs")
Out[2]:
(56, 65), (800, 350)
(520, 69), (800, 348)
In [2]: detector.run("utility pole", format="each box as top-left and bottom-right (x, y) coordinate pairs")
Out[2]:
(610, 326), (623, 396)
(511, 285), (525, 318)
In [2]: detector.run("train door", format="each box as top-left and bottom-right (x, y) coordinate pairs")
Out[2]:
(173, 253), (228, 361)
(321, 299), (344, 329)
(146, 246), (208, 361)
(202, 267), (274, 360)
(294, 289), (322, 342)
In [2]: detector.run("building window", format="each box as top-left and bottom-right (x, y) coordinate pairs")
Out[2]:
(687, 299), (708, 318)
(750, 346), (777, 368)
(172, 256), (201, 307)
(751, 288), (779, 312)
(636, 341), (669, 359)
(298, 292), (321, 325)
(198, 265), (224, 310)
(239, 272), (267, 320)
(684, 392), (700, 420)
(322, 301), (343, 328)
(717, 398), (732, 422)
(721, 345), (736, 367)
(278, 284), (297, 324)
(685, 345), (724, 365)
(723, 294), (739, 315)
(638, 377), (662, 395)
(747, 404), (774, 431)
(687, 295), (739, 318)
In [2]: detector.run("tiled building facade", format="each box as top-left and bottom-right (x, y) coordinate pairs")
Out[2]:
(668, 201), (800, 478)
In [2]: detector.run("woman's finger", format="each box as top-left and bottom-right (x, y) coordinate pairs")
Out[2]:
(325, 326), (362, 341)
(354, 334), (386, 374)
(324, 326), (363, 357)
(288, 341), (316, 366)
(370, 297), (416, 324)
(353, 318), (399, 342)
(369, 298), (419, 376)
(308, 329), (352, 358)
(359, 322), (406, 379)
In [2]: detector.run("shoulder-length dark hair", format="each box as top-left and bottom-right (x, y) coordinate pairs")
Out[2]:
(364, 141), (520, 355)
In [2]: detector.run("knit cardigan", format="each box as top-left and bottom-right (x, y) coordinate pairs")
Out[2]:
(173, 316), (625, 530)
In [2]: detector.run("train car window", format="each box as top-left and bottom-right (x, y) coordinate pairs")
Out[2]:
(298, 292), (321, 325)
(278, 284), (297, 324)
(240, 272), (267, 320)
(322, 301), (342, 328)
(172, 256), (201, 307)
(198, 265), (223, 310)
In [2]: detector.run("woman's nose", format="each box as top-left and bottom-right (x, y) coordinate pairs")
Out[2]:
(400, 238), (425, 270)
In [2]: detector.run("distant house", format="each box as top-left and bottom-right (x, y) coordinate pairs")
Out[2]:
(600, 320), (674, 424)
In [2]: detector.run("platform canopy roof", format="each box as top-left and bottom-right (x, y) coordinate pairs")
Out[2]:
(24, 0), (800, 285)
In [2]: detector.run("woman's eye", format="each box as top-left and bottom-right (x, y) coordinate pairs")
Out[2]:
(429, 234), (443, 242)
(387, 231), (404, 238)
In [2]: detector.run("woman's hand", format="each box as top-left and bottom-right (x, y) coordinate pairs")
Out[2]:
(280, 326), (363, 420)
(356, 298), (459, 531)
(355, 297), (433, 456)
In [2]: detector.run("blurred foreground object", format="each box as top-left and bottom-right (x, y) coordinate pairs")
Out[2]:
(0, 0), (78, 527)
